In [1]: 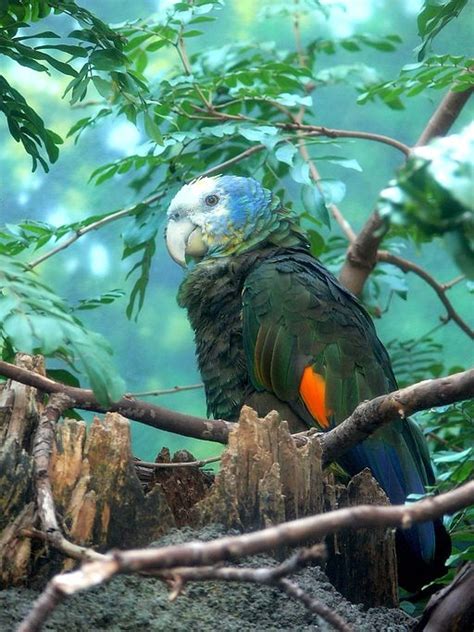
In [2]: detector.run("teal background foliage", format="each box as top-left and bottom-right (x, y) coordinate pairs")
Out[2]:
(0, 1), (473, 592)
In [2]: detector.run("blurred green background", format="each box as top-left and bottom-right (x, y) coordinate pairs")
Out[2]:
(1, 0), (472, 461)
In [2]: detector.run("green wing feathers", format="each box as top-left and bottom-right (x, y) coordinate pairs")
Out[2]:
(242, 252), (395, 428)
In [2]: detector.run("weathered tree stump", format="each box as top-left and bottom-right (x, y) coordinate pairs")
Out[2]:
(0, 356), (181, 585)
(151, 447), (214, 527)
(196, 406), (325, 529)
(0, 355), (399, 608)
(325, 468), (399, 607)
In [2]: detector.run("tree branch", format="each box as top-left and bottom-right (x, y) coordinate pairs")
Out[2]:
(31, 392), (106, 563)
(318, 369), (474, 465)
(17, 481), (474, 632)
(282, 124), (411, 156)
(127, 382), (204, 398)
(28, 192), (165, 269)
(415, 80), (473, 147)
(33, 393), (73, 540)
(0, 360), (232, 443)
(156, 545), (352, 632)
(338, 81), (473, 296)
(0, 360), (472, 463)
(134, 455), (220, 469)
(278, 578), (352, 632)
(377, 250), (474, 339)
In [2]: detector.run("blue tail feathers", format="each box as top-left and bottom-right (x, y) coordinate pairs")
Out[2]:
(339, 424), (450, 591)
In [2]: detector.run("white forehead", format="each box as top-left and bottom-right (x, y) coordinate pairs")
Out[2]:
(168, 177), (220, 215)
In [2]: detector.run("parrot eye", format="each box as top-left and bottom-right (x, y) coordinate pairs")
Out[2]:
(205, 194), (219, 207)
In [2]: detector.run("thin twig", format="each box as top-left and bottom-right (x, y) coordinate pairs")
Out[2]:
(298, 139), (357, 242)
(17, 481), (474, 632)
(278, 578), (352, 632)
(157, 545), (351, 632)
(176, 33), (212, 109)
(19, 528), (106, 562)
(287, 11), (358, 244)
(28, 193), (164, 269)
(127, 383), (204, 398)
(292, 0), (307, 67)
(426, 432), (464, 452)
(134, 455), (221, 469)
(377, 250), (473, 339)
(282, 124), (411, 156)
(442, 274), (466, 291)
(200, 144), (265, 177)
(27, 145), (264, 270)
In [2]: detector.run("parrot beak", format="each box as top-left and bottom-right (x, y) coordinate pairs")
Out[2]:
(166, 218), (207, 267)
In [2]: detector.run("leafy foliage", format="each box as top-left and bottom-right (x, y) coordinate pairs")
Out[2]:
(377, 123), (474, 278)
(0, 0), (138, 170)
(358, 54), (473, 109)
(0, 254), (124, 405)
(416, 0), (469, 61)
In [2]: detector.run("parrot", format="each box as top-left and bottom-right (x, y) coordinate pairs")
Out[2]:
(165, 174), (451, 592)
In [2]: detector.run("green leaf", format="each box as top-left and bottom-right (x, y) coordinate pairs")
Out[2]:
(301, 184), (331, 228)
(92, 76), (114, 98)
(416, 0), (469, 60)
(318, 178), (347, 205)
(0, 255), (125, 405)
(275, 143), (297, 167)
(274, 93), (312, 107)
(143, 112), (163, 144)
(290, 159), (311, 185)
(90, 49), (126, 71)
(434, 447), (472, 464)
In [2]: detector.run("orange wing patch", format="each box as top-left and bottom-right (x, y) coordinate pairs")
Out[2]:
(299, 366), (331, 429)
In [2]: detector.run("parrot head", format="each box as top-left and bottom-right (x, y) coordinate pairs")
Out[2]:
(165, 175), (306, 266)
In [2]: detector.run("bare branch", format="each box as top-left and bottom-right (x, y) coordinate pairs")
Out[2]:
(415, 78), (474, 147)
(31, 392), (106, 563)
(442, 274), (466, 291)
(319, 369), (474, 465)
(297, 138), (357, 242)
(19, 528), (106, 563)
(134, 455), (221, 469)
(0, 361), (472, 460)
(17, 481), (474, 632)
(127, 383), (204, 398)
(283, 125), (411, 156)
(156, 545), (352, 632)
(33, 393), (72, 539)
(0, 360), (232, 444)
(27, 191), (165, 269)
(278, 578), (352, 632)
(200, 144), (265, 176)
(377, 250), (474, 339)
(338, 211), (387, 295)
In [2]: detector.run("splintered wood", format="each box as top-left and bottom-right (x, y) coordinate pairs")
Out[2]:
(197, 406), (325, 529)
